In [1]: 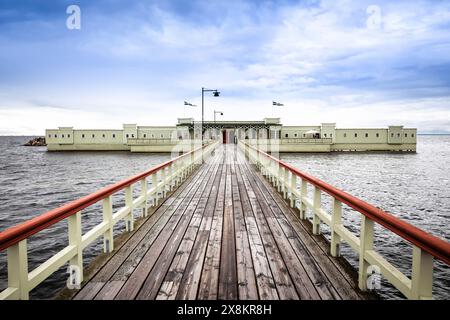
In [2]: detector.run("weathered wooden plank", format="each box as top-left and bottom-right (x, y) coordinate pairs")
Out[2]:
(72, 282), (105, 300)
(157, 160), (224, 300)
(234, 156), (279, 300)
(218, 163), (238, 300)
(231, 160), (258, 300)
(174, 162), (225, 300)
(237, 160), (299, 300)
(197, 154), (227, 300)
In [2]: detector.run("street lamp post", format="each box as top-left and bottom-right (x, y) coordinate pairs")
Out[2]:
(201, 87), (220, 145)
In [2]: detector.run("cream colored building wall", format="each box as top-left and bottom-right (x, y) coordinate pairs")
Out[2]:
(281, 126), (321, 138)
(335, 128), (389, 144)
(73, 130), (124, 145)
(137, 126), (178, 139)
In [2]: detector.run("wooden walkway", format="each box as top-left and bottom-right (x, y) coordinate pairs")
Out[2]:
(71, 145), (369, 300)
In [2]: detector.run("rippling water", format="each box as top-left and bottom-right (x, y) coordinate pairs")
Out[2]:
(0, 136), (449, 299)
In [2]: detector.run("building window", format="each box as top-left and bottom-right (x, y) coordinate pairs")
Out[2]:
(160, 134), (163, 138)
(102, 134), (106, 138)
(126, 134), (129, 138)
(82, 134), (85, 138)
(330, 134), (333, 138)
(48, 134), (51, 138)
(376, 133), (379, 138)
(343, 133), (347, 138)
(397, 133), (400, 137)
(112, 134), (116, 138)
(405, 133), (408, 137)
(151, 134), (155, 138)
(294, 133), (298, 137)
(412, 133), (415, 137)
(303, 134), (306, 138)
(92, 134), (95, 138)
(285, 133), (289, 138)
(62, 134), (65, 138)
(143, 134), (147, 138)
(365, 133), (368, 138)
(68, 134), (70, 138)
(354, 133), (358, 138)
(391, 133), (394, 137)
(324, 133), (327, 137)
(132, 134), (135, 138)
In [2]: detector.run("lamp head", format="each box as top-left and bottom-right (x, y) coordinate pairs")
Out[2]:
(213, 91), (220, 97)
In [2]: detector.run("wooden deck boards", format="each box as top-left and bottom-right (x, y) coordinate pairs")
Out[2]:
(72, 145), (367, 300)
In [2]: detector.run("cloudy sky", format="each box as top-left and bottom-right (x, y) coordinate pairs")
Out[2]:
(0, 0), (449, 134)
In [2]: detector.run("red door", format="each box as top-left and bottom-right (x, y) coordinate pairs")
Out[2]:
(222, 130), (227, 144)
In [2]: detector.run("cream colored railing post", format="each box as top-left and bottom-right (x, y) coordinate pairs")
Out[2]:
(68, 211), (83, 285)
(411, 246), (433, 299)
(152, 173), (158, 207)
(358, 215), (374, 290)
(125, 185), (134, 232)
(289, 173), (297, 208)
(7, 239), (29, 300)
(161, 167), (167, 197)
(312, 186), (321, 235)
(141, 178), (148, 217)
(167, 163), (173, 191)
(283, 167), (289, 199)
(102, 196), (114, 253)
(300, 180), (307, 219)
(331, 199), (342, 257)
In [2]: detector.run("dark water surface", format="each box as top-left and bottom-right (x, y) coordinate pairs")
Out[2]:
(0, 136), (448, 299)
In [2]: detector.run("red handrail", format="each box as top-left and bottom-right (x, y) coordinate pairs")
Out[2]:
(245, 142), (450, 265)
(0, 144), (208, 252)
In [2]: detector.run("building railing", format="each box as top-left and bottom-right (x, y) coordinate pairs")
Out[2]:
(0, 141), (219, 300)
(245, 138), (333, 144)
(127, 138), (216, 146)
(239, 140), (450, 299)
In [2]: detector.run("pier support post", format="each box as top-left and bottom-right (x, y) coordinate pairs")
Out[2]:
(331, 199), (342, 257)
(68, 211), (83, 286)
(289, 173), (297, 208)
(125, 185), (134, 232)
(152, 173), (158, 207)
(358, 215), (374, 291)
(283, 168), (289, 199)
(141, 178), (148, 217)
(411, 246), (433, 299)
(102, 196), (114, 253)
(161, 167), (167, 197)
(300, 180), (307, 219)
(313, 187), (321, 235)
(7, 239), (29, 300)
(168, 164), (173, 191)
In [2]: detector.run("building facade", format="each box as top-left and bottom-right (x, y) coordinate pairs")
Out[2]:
(45, 118), (417, 152)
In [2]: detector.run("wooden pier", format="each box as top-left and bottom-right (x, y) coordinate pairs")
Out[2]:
(71, 145), (366, 300)
(0, 141), (449, 300)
